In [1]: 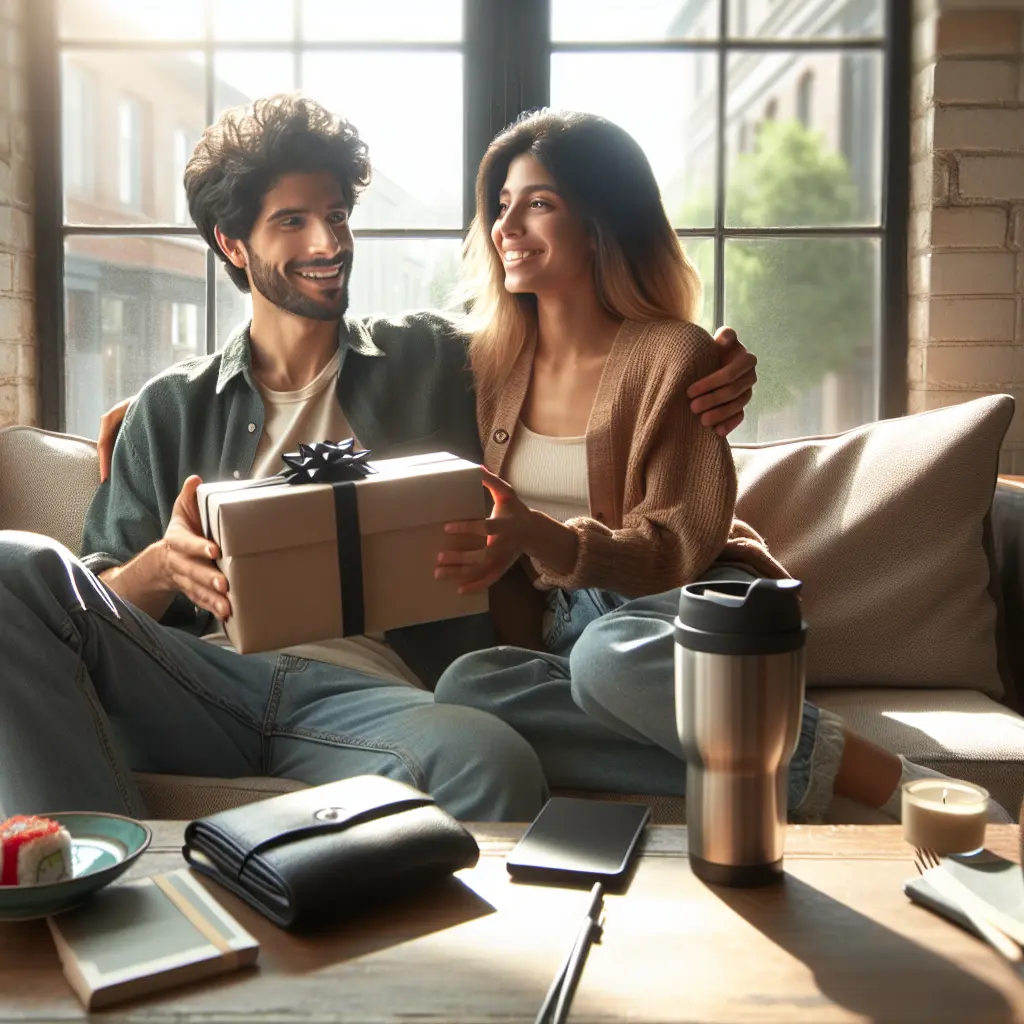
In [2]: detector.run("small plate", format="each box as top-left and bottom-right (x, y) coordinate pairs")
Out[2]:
(0, 812), (151, 921)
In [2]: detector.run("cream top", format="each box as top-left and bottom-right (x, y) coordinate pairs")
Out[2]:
(504, 420), (590, 523)
(204, 349), (421, 687)
(250, 350), (349, 479)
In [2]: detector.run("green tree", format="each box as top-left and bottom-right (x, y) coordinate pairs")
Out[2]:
(681, 120), (874, 419)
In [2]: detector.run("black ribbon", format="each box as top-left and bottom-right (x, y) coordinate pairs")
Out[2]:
(278, 440), (374, 637)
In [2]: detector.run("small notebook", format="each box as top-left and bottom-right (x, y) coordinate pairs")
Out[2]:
(904, 850), (1024, 945)
(47, 869), (259, 1010)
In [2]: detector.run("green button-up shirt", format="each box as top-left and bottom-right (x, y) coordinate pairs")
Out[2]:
(80, 311), (489, 685)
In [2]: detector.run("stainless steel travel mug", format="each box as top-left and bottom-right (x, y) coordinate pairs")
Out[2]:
(674, 578), (807, 887)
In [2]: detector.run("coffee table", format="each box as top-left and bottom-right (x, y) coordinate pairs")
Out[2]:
(1, 823), (1022, 1022)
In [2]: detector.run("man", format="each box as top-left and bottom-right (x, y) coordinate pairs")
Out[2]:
(0, 96), (756, 822)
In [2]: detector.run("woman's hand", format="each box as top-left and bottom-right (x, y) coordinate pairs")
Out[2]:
(436, 468), (535, 594)
(688, 326), (758, 436)
(97, 396), (135, 483)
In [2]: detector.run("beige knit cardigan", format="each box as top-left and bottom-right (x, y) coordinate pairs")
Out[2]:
(477, 318), (786, 596)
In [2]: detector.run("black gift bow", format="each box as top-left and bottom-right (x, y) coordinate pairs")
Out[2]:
(279, 439), (377, 486)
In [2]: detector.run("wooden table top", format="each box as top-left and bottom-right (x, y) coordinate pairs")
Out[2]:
(2, 823), (1023, 1023)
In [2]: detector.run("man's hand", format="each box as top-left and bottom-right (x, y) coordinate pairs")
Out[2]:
(688, 326), (758, 437)
(159, 476), (231, 618)
(98, 396), (134, 483)
(101, 475), (230, 621)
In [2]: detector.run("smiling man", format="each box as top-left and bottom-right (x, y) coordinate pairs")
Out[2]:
(0, 95), (757, 822)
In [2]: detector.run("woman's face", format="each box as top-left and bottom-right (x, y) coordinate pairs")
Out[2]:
(491, 152), (594, 297)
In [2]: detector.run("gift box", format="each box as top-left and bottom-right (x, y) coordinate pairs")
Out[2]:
(196, 444), (489, 655)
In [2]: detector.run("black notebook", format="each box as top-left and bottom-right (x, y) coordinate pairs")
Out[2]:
(904, 850), (1024, 944)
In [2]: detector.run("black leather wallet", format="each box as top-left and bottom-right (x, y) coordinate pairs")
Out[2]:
(182, 776), (480, 930)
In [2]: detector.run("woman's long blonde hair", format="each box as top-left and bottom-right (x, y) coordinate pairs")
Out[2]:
(458, 109), (703, 403)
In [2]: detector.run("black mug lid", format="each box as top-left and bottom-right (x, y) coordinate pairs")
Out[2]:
(676, 578), (805, 641)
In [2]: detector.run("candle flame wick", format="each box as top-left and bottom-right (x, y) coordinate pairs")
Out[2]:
(942, 787), (948, 805)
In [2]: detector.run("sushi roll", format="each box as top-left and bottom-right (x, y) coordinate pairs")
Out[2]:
(0, 815), (73, 886)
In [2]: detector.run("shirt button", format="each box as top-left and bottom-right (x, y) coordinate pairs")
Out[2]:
(233, 470), (241, 479)
(493, 429), (509, 444)
(247, 422), (256, 433)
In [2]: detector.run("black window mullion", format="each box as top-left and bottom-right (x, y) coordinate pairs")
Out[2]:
(205, 0), (217, 355)
(28, 0), (64, 432)
(713, 0), (728, 334)
(463, 0), (502, 228)
(879, 0), (910, 420)
(463, 0), (549, 230)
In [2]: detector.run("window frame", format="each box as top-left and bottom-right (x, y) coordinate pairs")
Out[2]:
(28, 0), (909, 433)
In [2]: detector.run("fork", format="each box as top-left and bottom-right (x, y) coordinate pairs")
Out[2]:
(914, 847), (1023, 963)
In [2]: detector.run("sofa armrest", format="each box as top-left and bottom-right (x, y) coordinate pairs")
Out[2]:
(991, 479), (1024, 711)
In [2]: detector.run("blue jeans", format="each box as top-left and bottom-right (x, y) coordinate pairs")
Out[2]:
(0, 532), (547, 822)
(434, 569), (846, 820)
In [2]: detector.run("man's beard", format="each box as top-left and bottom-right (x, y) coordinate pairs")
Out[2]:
(247, 248), (352, 322)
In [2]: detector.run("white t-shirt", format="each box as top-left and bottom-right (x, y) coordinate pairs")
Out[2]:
(204, 350), (422, 687)
(504, 420), (590, 523)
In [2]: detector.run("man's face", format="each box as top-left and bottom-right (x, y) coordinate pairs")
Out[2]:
(234, 170), (355, 321)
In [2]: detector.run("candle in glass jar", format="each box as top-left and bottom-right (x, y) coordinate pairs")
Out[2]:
(902, 779), (989, 854)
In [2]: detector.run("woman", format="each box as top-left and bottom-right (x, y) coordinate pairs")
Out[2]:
(433, 108), (1010, 823)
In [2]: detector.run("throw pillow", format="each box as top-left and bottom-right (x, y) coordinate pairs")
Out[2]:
(732, 394), (1014, 697)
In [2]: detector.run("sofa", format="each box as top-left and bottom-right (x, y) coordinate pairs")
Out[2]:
(2, 392), (1023, 824)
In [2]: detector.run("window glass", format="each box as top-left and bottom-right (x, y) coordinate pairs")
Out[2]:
(551, 53), (718, 230)
(724, 51), (883, 227)
(300, 0), (462, 42)
(60, 0), (206, 40)
(552, 0), (720, 41)
(303, 53), (463, 229)
(727, 0), (883, 38)
(65, 235), (207, 438)
(62, 51), (206, 226)
(724, 237), (879, 441)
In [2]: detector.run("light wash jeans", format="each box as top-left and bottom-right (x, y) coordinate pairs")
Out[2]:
(0, 532), (547, 822)
(434, 568), (846, 821)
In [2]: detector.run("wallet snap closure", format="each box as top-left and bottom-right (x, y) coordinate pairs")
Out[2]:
(315, 807), (348, 821)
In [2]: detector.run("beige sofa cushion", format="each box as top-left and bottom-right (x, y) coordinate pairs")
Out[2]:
(0, 426), (98, 554)
(813, 688), (1024, 819)
(733, 395), (1013, 698)
(133, 772), (307, 820)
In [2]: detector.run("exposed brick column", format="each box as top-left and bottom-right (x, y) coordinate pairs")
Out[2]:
(0, 0), (35, 427)
(910, 0), (1024, 472)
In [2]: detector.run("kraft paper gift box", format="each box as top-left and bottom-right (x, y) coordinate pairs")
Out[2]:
(196, 443), (489, 655)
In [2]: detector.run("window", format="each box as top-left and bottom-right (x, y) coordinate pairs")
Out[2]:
(551, 0), (899, 440)
(42, 0), (906, 443)
(62, 63), (93, 195)
(117, 97), (143, 209)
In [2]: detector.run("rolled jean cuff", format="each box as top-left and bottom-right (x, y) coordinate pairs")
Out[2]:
(789, 705), (846, 823)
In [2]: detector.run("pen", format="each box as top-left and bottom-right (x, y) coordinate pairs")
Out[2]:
(534, 883), (605, 1024)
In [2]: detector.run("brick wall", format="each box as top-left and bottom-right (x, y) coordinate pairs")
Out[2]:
(911, 0), (1024, 472)
(0, 0), (34, 427)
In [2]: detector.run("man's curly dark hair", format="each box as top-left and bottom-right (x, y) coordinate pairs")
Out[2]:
(185, 94), (371, 292)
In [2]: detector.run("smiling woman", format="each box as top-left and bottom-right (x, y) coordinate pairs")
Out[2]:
(462, 109), (702, 404)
